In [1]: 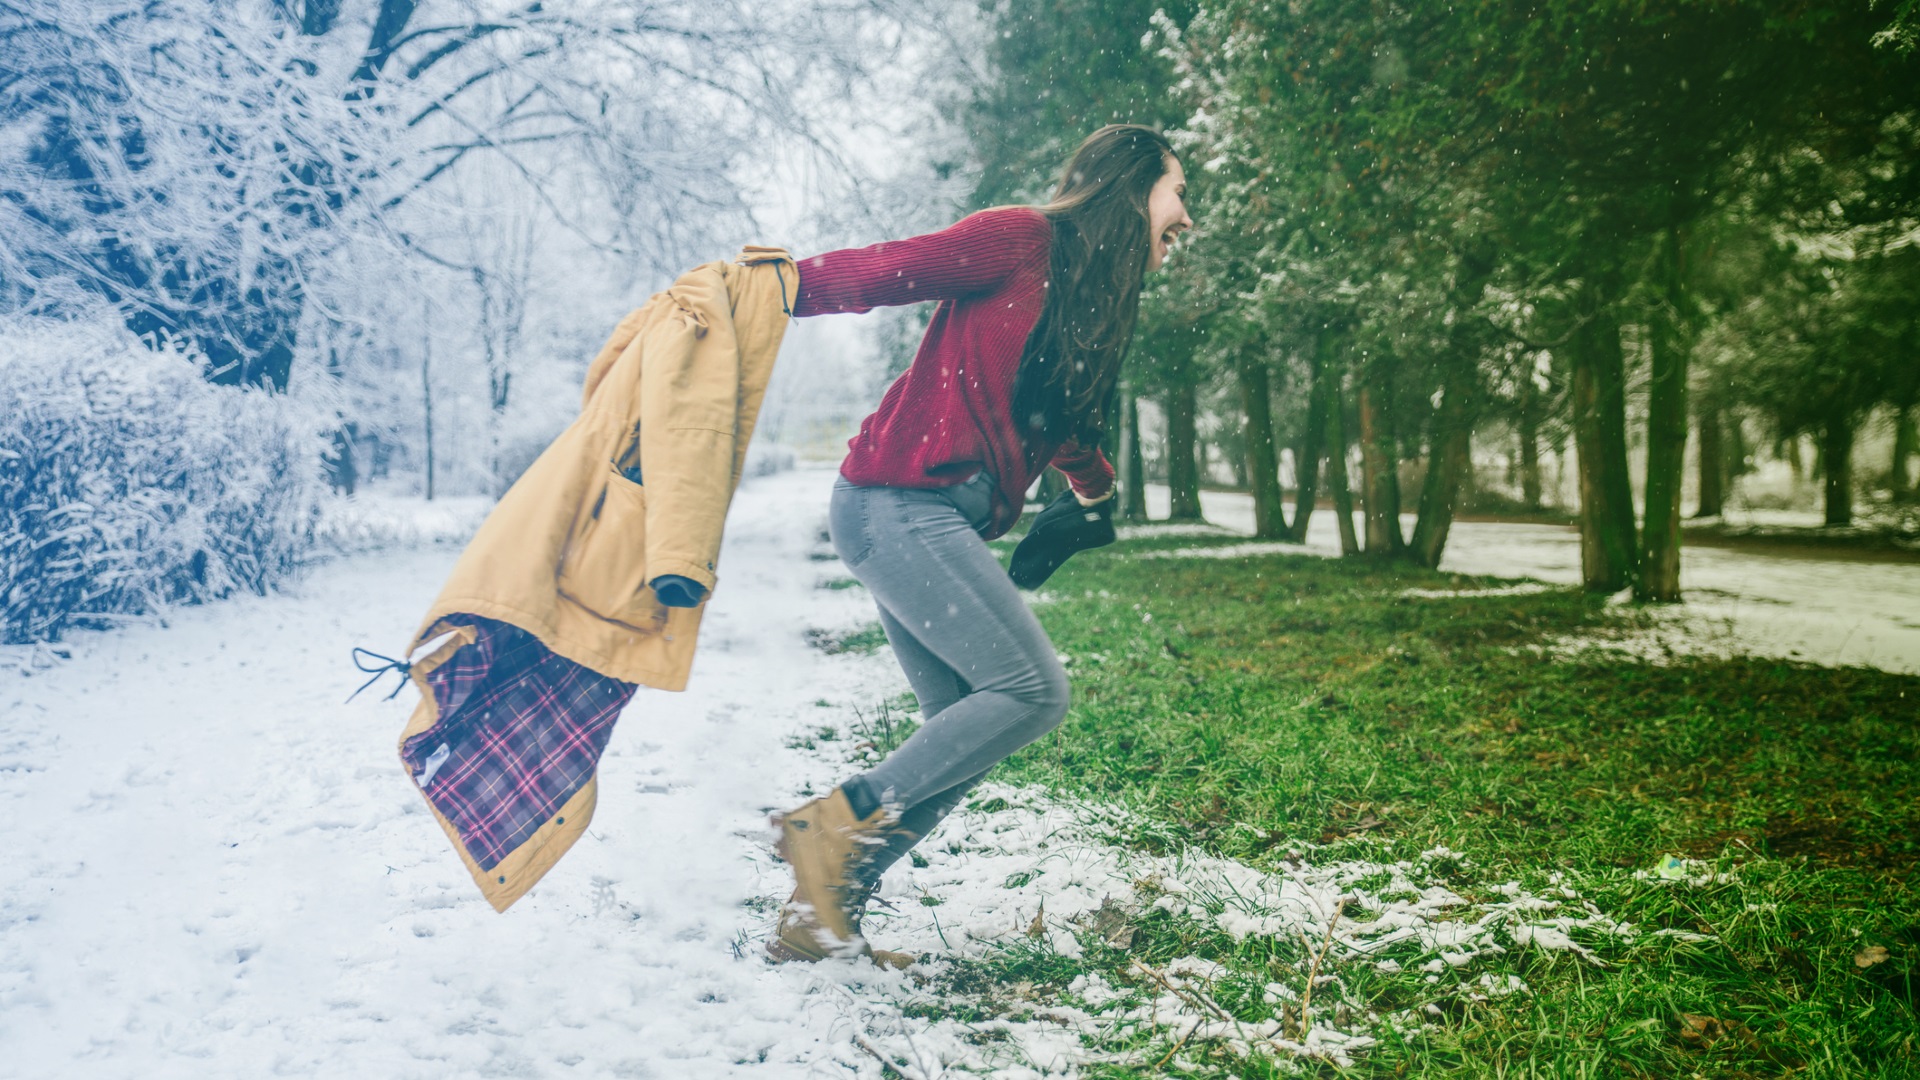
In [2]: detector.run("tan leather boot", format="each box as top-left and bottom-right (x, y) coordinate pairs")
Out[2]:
(767, 891), (833, 963)
(766, 886), (916, 969)
(770, 788), (892, 956)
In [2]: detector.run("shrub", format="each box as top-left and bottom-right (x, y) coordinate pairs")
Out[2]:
(745, 440), (797, 478)
(0, 318), (324, 643)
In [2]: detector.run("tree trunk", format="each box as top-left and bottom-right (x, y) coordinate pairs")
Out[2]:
(172, 257), (303, 391)
(1120, 386), (1149, 523)
(1695, 396), (1725, 518)
(198, 2), (418, 390)
(1408, 358), (1476, 569)
(1517, 371), (1543, 509)
(326, 427), (360, 496)
(296, 0), (345, 35)
(1637, 223), (1691, 604)
(1822, 415), (1854, 526)
(1326, 371), (1360, 556)
(1569, 281), (1637, 593)
(1406, 243), (1496, 566)
(1892, 403), (1915, 501)
(351, 0), (425, 91)
(1553, 425), (1571, 507)
(1165, 380), (1204, 521)
(1357, 378), (1403, 555)
(1287, 343), (1332, 542)
(1221, 426), (1249, 489)
(1236, 353), (1287, 538)
(422, 339), (435, 502)
(1726, 410), (1751, 482)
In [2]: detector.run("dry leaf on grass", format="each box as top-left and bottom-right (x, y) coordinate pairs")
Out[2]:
(1673, 1012), (1761, 1050)
(1854, 945), (1891, 969)
(1074, 896), (1136, 950)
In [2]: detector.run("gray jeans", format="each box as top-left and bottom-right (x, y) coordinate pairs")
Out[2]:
(828, 474), (1070, 824)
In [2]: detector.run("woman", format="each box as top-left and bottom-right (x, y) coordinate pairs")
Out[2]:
(771, 125), (1192, 965)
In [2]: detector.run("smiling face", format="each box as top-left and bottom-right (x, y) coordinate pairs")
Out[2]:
(1145, 155), (1193, 271)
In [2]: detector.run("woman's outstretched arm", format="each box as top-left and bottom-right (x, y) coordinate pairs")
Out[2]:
(792, 207), (1050, 317)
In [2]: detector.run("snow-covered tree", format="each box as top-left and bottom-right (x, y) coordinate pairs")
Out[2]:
(0, 0), (906, 391)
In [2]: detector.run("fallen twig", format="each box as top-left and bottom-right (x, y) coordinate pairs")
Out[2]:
(1152, 1022), (1196, 1071)
(1130, 959), (1233, 1023)
(1295, 896), (1348, 1038)
(1130, 957), (1255, 1054)
(853, 1033), (928, 1080)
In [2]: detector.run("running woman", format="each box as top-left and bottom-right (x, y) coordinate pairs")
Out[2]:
(770, 125), (1193, 965)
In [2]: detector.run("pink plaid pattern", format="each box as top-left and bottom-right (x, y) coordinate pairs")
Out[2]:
(401, 616), (636, 871)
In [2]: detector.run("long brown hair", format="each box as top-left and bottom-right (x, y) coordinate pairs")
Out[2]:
(1012, 124), (1177, 453)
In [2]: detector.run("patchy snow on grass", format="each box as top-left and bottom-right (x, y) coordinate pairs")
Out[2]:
(1139, 484), (1920, 675)
(770, 778), (1639, 1075)
(1635, 855), (1740, 889)
(3, 466), (1651, 1078)
(1114, 522), (1240, 542)
(1398, 583), (1556, 600)
(1137, 541), (1314, 562)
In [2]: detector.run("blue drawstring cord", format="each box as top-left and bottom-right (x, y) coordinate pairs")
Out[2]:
(347, 647), (411, 703)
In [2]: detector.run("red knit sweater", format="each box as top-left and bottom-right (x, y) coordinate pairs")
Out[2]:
(793, 206), (1115, 539)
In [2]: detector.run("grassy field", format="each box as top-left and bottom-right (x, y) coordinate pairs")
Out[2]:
(847, 529), (1919, 1078)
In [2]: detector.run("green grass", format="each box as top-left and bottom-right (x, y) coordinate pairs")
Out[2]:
(913, 533), (1918, 1078)
(804, 622), (890, 655)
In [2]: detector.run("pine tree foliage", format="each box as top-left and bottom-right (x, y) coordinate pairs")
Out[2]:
(964, 0), (1920, 586)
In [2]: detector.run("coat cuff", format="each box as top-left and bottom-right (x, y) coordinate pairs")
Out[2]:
(647, 557), (717, 596)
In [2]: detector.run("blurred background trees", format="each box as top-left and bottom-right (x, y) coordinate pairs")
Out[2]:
(4, 0), (1917, 645)
(0, 0), (971, 641)
(1, 0), (959, 493)
(957, 0), (1919, 600)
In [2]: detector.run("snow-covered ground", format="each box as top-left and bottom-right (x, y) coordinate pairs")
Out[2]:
(0, 467), (1897, 1079)
(1141, 486), (1920, 675)
(3, 470), (922, 1078)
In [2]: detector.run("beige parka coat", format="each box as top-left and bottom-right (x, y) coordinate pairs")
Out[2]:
(396, 248), (796, 910)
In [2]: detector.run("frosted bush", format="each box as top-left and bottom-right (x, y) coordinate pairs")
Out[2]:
(0, 318), (324, 643)
(745, 441), (797, 478)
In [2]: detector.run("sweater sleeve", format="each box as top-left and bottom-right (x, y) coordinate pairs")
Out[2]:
(792, 207), (1051, 317)
(1050, 439), (1115, 500)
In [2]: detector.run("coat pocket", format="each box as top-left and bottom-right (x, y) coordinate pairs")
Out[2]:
(557, 469), (666, 628)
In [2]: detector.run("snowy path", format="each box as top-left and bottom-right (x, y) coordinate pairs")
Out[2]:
(1143, 486), (1920, 675)
(1, 468), (1772, 1078)
(0, 468), (930, 1079)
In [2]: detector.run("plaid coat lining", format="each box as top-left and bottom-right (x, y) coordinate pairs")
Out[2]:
(400, 616), (636, 871)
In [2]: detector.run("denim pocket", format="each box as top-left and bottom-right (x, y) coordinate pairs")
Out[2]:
(828, 480), (875, 568)
(942, 471), (997, 536)
(898, 482), (986, 546)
